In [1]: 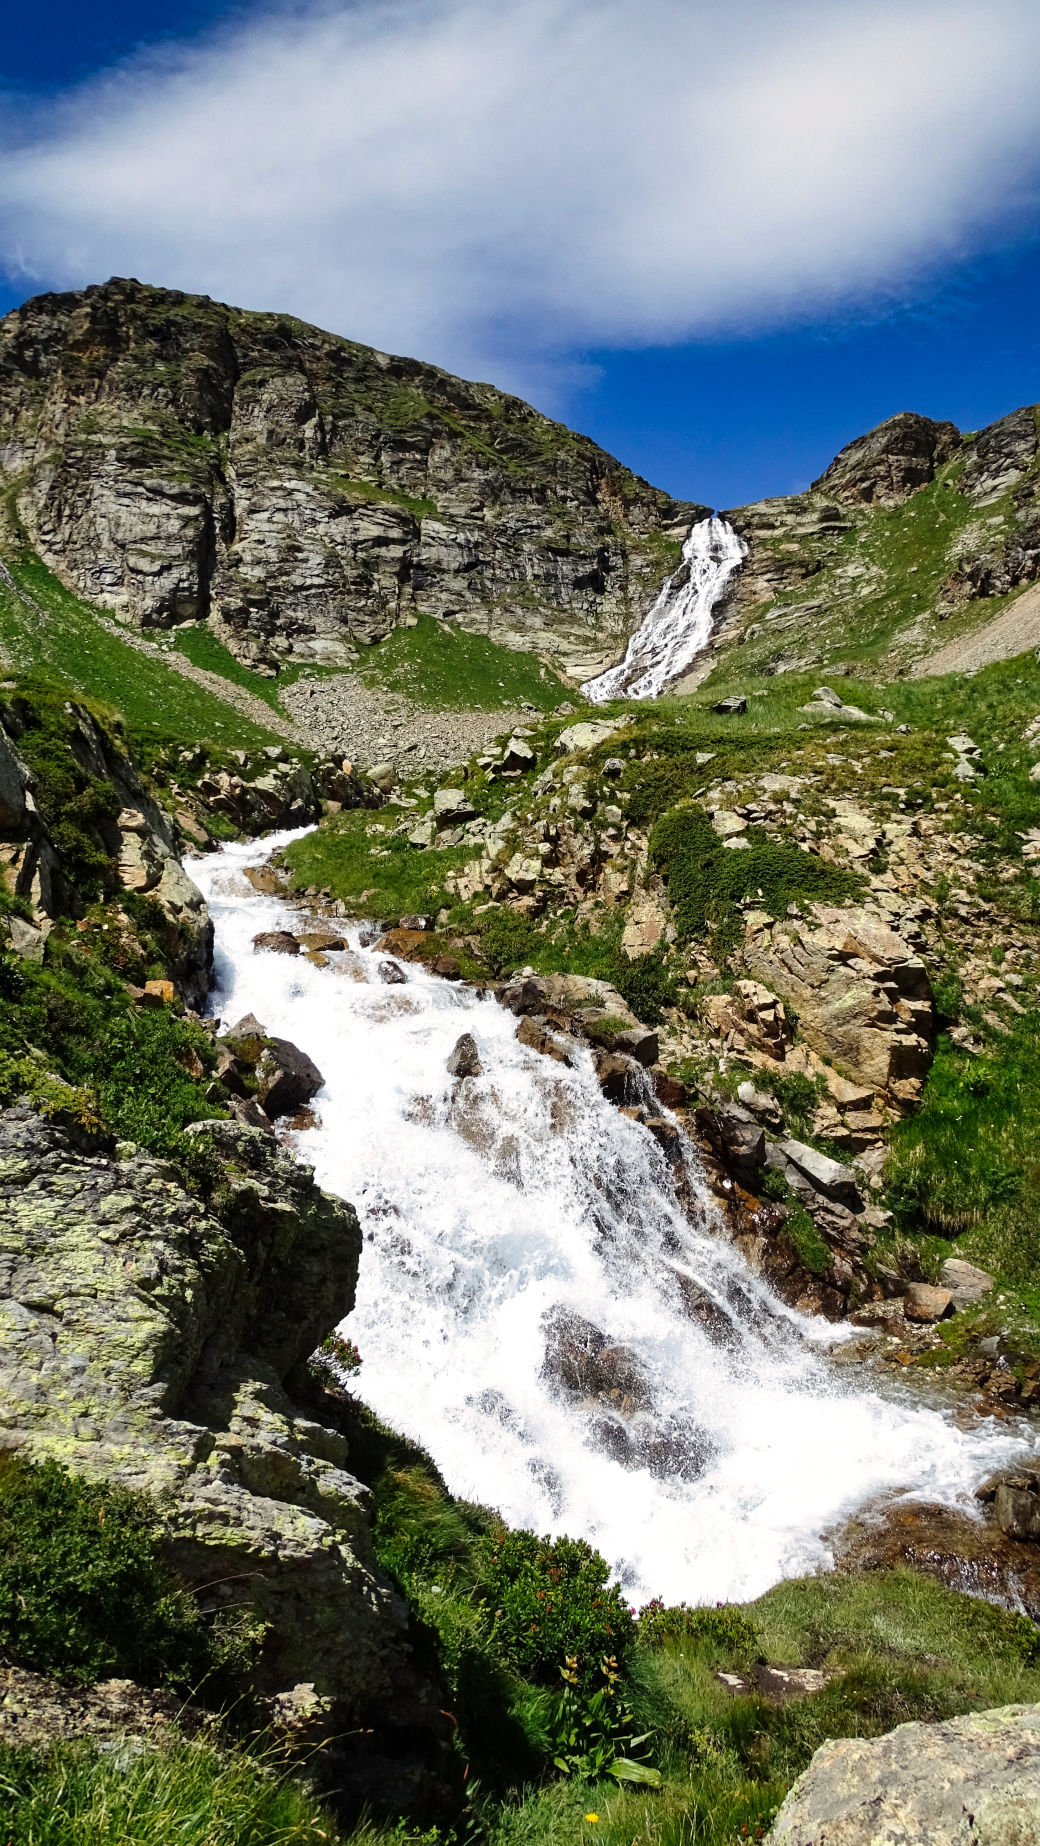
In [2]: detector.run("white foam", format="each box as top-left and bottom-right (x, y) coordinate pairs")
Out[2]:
(583, 514), (745, 703)
(190, 832), (1033, 1604)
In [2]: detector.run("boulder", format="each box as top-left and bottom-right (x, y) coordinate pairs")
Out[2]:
(941, 1257), (996, 1310)
(6, 914), (47, 963)
(541, 1310), (651, 1411)
(995, 1479), (1040, 1544)
(501, 736), (536, 771)
(780, 1139), (860, 1203)
(515, 1016), (573, 1064)
(697, 1107), (766, 1170)
(0, 1105), (441, 1748)
(255, 1037), (325, 1118)
(902, 1281), (953, 1323)
(713, 695), (747, 714)
(611, 1026), (659, 1067)
(433, 788), (476, 825)
(742, 905), (933, 1109)
(446, 1033), (482, 1079)
(253, 929), (300, 956)
(555, 718), (625, 754)
(375, 928), (430, 961)
(378, 959), (407, 984)
(767, 1701), (1040, 1844)
(811, 686), (843, 707)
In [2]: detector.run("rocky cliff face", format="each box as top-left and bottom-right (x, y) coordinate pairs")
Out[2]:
(711, 406), (1040, 681)
(0, 279), (702, 681)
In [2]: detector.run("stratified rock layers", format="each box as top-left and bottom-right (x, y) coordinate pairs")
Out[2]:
(0, 279), (702, 678)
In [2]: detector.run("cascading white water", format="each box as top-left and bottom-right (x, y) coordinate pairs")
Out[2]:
(583, 515), (745, 704)
(190, 832), (1031, 1605)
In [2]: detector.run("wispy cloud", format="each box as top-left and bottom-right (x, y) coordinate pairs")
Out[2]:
(1, 0), (1038, 400)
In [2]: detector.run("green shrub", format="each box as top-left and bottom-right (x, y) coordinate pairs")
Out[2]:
(769, 1071), (823, 1139)
(649, 806), (864, 949)
(611, 949), (677, 1027)
(0, 1455), (206, 1689)
(476, 1530), (635, 1688)
(637, 1600), (759, 1658)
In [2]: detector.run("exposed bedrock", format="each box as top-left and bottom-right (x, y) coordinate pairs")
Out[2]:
(0, 1105), (451, 1804)
(0, 278), (704, 679)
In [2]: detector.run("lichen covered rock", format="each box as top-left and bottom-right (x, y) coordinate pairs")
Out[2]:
(0, 1104), (430, 1733)
(768, 1701), (1040, 1844)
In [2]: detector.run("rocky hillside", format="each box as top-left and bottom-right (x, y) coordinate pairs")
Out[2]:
(707, 406), (1040, 686)
(0, 278), (701, 682)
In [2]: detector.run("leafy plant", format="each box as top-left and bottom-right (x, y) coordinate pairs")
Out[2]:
(550, 1655), (660, 1786)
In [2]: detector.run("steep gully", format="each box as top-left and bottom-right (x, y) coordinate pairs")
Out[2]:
(189, 838), (1030, 1608)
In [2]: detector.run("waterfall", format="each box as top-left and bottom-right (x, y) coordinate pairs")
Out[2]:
(583, 515), (745, 704)
(189, 833), (1028, 1606)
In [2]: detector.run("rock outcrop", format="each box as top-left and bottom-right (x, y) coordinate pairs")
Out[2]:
(0, 278), (702, 679)
(741, 904), (934, 1110)
(768, 1701), (1040, 1843)
(0, 1105), (441, 1775)
(810, 411), (961, 508)
(0, 695), (212, 1004)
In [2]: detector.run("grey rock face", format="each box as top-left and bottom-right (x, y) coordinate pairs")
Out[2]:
(810, 411), (961, 508)
(0, 279), (703, 679)
(0, 1105), (427, 1726)
(768, 1701), (1040, 1844)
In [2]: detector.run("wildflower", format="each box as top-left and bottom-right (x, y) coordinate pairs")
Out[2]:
(584, 1816), (599, 1825)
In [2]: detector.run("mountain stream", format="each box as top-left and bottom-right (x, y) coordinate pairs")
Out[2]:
(190, 835), (1030, 1605)
(583, 515), (746, 703)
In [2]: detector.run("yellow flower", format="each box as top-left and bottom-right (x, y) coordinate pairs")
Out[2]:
(584, 1816), (599, 1824)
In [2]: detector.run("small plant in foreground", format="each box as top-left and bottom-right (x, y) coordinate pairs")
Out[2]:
(309, 1333), (363, 1385)
(550, 1655), (660, 1786)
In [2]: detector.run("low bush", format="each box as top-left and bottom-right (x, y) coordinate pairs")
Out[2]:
(0, 1455), (206, 1689)
(477, 1530), (635, 1688)
(637, 1601), (759, 1658)
(649, 806), (864, 950)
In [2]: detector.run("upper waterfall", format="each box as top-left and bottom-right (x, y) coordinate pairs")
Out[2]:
(583, 514), (745, 703)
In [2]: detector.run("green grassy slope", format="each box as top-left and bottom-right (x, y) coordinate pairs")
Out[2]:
(0, 550), (281, 751)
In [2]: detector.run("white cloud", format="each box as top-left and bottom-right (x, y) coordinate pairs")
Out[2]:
(1, 0), (1039, 400)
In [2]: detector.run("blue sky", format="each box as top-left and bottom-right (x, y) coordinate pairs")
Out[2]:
(1, 0), (1039, 509)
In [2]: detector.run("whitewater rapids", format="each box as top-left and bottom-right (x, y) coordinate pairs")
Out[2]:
(190, 834), (1029, 1605)
(583, 514), (745, 703)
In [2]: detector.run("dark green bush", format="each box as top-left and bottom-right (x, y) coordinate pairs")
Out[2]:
(0, 1455), (206, 1688)
(611, 948), (677, 1026)
(649, 806), (864, 948)
(476, 1529), (635, 1687)
(637, 1599), (759, 1658)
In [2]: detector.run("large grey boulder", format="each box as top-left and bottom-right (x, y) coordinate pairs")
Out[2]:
(0, 1105), (426, 1730)
(768, 1702), (1040, 1844)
